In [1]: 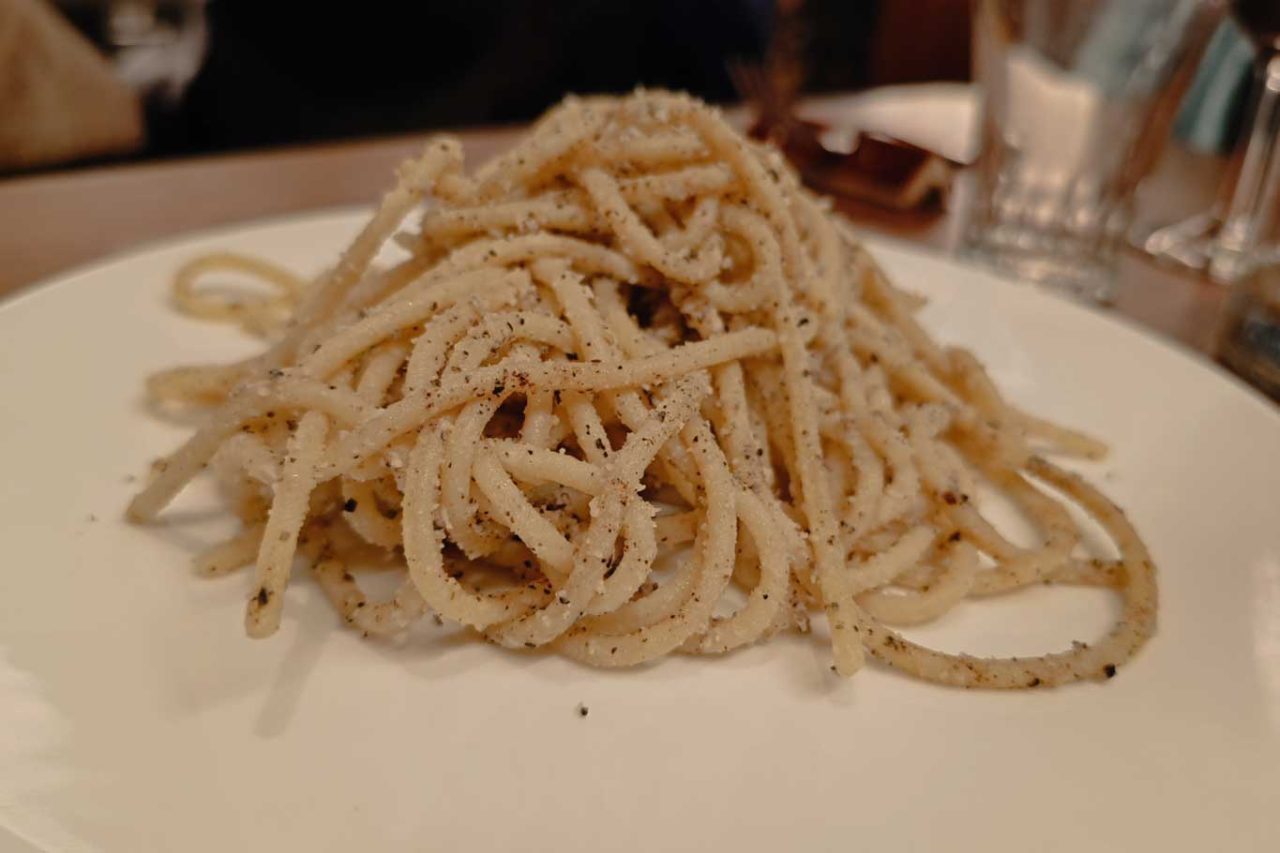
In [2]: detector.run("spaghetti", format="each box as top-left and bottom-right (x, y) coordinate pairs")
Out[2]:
(128, 91), (1156, 688)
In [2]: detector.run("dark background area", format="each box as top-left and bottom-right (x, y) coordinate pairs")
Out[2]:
(51, 0), (970, 165)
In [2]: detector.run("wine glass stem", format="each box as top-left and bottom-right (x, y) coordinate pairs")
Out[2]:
(1218, 49), (1280, 256)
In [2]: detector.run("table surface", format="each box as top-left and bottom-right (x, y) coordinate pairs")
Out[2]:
(0, 117), (1233, 357)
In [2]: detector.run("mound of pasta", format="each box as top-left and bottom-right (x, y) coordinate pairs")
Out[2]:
(129, 91), (1156, 688)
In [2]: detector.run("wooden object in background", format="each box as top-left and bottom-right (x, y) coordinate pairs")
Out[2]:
(870, 0), (972, 85)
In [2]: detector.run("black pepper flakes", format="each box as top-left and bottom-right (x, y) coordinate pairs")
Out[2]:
(576, 703), (589, 718)
(343, 498), (358, 512)
(1103, 664), (1117, 679)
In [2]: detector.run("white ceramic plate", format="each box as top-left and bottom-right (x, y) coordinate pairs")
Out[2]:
(2, 210), (1278, 853)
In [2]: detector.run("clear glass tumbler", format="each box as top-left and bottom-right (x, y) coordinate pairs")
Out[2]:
(1143, 4), (1280, 284)
(964, 0), (1226, 302)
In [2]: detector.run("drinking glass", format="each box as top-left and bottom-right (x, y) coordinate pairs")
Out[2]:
(1143, 1), (1280, 283)
(965, 0), (1225, 302)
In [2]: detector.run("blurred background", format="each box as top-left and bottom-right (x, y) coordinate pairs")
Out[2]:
(4, 0), (1258, 171)
(2, 0), (1257, 173)
(0, 0), (995, 173)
